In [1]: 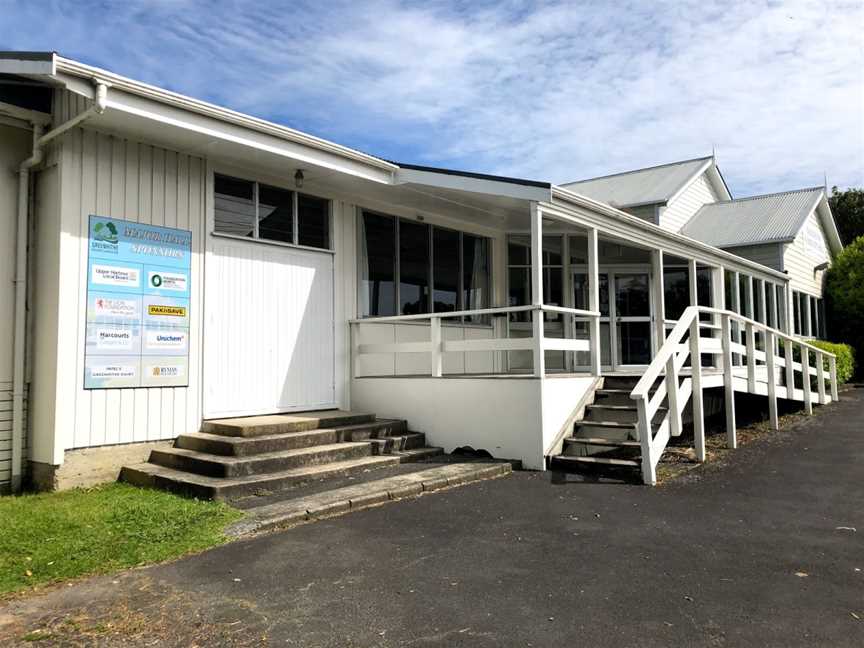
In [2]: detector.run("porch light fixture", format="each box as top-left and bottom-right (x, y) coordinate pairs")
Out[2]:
(294, 169), (304, 188)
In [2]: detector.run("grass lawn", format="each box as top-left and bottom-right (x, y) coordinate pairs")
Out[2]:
(0, 483), (242, 597)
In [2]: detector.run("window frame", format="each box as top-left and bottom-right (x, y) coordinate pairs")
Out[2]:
(357, 209), (493, 325)
(212, 172), (333, 253)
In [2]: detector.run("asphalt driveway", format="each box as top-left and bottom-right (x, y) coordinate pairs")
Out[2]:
(3, 388), (863, 647)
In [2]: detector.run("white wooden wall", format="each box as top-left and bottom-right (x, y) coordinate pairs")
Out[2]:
(660, 172), (719, 233)
(0, 124), (32, 487)
(31, 127), (206, 462)
(783, 210), (831, 297)
(724, 243), (784, 272)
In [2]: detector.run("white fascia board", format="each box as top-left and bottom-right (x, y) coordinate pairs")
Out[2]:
(83, 83), (395, 185)
(816, 195), (844, 254)
(395, 167), (552, 202)
(0, 53), (56, 76)
(665, 158), (714, 206)
(549, 187), (790, 283)
(52, 58), (397, 182)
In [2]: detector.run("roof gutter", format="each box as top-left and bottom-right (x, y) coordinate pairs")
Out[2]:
(53, 56), (399, 179)
(10, 79), (108, 491)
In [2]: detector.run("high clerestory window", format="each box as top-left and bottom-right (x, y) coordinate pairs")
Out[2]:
(358, 211), (491, 321)
(214, 173), (330, 250)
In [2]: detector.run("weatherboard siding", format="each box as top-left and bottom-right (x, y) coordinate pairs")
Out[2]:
(723, 244), (784, 272)
(0, 124), (32, 488)
(783, 210), (831, 297)
(661, 173), (718, 233)
(31, 127), (207, 462)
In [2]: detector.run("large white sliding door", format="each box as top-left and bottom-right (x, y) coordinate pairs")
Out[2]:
(204, 236), (335, 418)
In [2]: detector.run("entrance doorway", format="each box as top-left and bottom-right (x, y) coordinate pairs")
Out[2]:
(574, 268), (654, 370)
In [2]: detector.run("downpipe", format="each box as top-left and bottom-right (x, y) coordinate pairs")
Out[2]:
(11, 81), (108, 492)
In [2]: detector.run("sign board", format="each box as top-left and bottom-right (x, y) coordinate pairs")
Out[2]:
(84, 216), (192, 389)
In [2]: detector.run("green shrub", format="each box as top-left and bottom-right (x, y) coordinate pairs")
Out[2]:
(825, 236), (864, 378)
(808, 340), (855, 384)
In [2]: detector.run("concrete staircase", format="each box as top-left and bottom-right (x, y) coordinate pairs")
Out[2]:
(550, 376), (665, 478)
(121, 410), (443, 500)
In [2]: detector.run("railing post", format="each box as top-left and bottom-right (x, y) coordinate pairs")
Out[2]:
(816, 350), (827, 405)
(784, 339), (795, 400)
(829, 355), (839, 402)
(349, 322), (357, 379)
(587, 228), (601, 376)
(801, 346), (813, 415)
(745, 322), (756, 393)
(532, 308), (545, 378)
(689, 313), (705, 461)
(636, 395), (655, 485)
(430, 316), (442, 378)
(765, 330), (778, 430)
(665, 352), (682, 438)
(721, 314), (737, 448)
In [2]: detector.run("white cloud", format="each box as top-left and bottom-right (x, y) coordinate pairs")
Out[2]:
(2, 0), (862, 194)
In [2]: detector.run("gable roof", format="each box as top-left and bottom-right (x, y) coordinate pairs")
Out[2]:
(680, 187), (839, 250)
(560, 156), (726, 208)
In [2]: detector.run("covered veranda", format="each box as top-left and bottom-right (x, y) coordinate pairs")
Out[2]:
(349, 183), (805, 471)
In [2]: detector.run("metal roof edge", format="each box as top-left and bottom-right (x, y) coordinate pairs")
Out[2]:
(561, 155), (713, 186)
(53, 55), (399, 175)
(550, 186), (789, 281)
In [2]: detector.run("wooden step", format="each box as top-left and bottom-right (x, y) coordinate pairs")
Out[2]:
(552, 455), (641, 468)
(565, 437), (641, 448)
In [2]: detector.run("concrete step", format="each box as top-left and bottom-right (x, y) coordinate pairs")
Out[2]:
(202, 410), (377, 438)
(367, 432), (428, 455)
(176, 419), (408, 456)
(120, 455), (406, 501)
(149, 442), (374, 478)
(391, 446), (444, 462)
(226, 461), (513, 537)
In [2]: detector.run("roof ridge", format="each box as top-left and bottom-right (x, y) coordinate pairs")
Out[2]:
(563, 155), (713, 185)
(707, 186), (824, 206)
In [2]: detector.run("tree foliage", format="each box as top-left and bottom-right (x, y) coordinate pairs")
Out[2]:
(828, 186), (864, 245)
(825, 235), (864, 377)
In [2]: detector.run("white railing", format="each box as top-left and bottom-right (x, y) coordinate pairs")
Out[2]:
(631, 306), (838, 485)
(350, 305), (601, 378)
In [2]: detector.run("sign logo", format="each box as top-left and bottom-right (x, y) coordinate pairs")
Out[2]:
(150, 273), (163, 287)
(93, 221), (119, 244)
(148, 305), (186, 317)
(148, 271), (187, 292)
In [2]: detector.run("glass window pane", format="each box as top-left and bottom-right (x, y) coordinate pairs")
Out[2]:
(753, 280), (765, 323)
(618, 322), (652, 365)
(433, 227), (459, 313)
(508, 235), (530, 265)
(543, 236), (562, 266)
(663, 266), (689, 321)
(573, 273), (588, 310)
(360, 212), (396, 317)
(297, 193), (329, 249)
(725, 271), (735, 311)
(569, 234), (587, 265)
(463, 234), (490, 322)
(739, 275), (751, 317)
(508, 267), (531, 322)
(399, 220), (430, 315)
(214, 174), (255, 237)
(616, 274), (650, 317)
(258, 183), (294, 243)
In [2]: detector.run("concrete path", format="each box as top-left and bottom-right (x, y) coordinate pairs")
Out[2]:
(2, 388), (863, 647)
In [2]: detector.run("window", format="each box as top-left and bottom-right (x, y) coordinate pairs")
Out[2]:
(214, 174), (330, 249)
(358, 211), (491, 320)
(507, 235), (563, 322)
(663, 257), (689, 321)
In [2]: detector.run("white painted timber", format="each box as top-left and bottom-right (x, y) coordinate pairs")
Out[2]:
(203, 236), (335, 418)
(660, 171), (719, 233)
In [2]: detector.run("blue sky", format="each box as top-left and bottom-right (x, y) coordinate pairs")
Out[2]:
(2, 0), (862, 196)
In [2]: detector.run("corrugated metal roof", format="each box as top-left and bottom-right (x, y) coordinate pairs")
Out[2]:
(561, 156), (712, 207)
(680, 187), (824, 248)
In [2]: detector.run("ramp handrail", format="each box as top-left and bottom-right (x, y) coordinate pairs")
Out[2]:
(631, 306), (837, 485)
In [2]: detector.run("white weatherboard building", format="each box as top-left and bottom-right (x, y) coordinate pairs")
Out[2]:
(0, 52), (844, 492)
